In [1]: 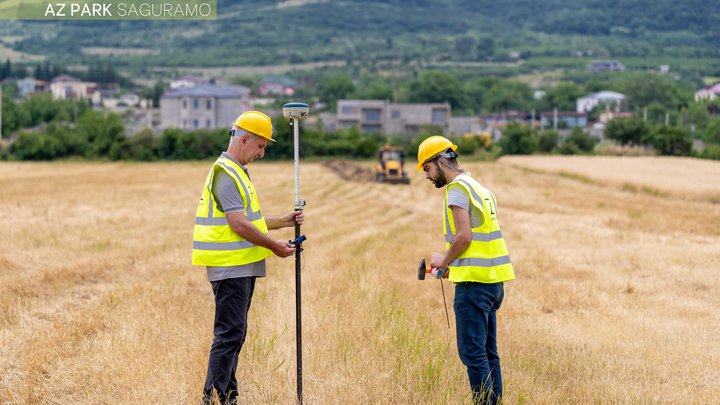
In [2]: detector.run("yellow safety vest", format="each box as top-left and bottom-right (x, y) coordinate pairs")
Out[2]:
(444, 173), (515, 283)
(192, 156), (272, 266)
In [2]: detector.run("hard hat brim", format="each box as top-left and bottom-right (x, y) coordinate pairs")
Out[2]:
(234, 126), (276, 142)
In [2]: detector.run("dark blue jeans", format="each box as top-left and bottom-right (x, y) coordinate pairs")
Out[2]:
(203, 277), (256, 404)
(454, 281), (505, 405)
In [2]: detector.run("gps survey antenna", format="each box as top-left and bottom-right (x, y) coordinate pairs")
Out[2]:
(282, 102), (309, 405)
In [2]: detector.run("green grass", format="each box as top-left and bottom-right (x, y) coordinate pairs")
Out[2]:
(622, 182), (665, 197)
(558, 170), (594, 184)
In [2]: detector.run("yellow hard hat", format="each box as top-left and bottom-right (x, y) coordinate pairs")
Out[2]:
(416, 135), (457, 170)
(232, 111), (274, 142)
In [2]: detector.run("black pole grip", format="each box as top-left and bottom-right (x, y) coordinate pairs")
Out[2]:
(294, 212), (303, 405)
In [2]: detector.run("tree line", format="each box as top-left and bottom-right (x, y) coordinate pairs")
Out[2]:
(0, 94), (386, 161)
(492, 120), (720, 160)
(2, 77), (720, 162)
(296, 70), (702, 119)
(0, 59), (124, 84)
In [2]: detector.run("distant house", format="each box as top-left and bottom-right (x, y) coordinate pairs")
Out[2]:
(96, 83), (120, 99)
(694, 82), (720, 102)
(479, 112), (536, 128)
(576, 91), (625, 113)
(258, 75), (297, 96)
(586, 60), (625, 72)
(599, 111), (633, 124)
(50, 75), (97, 102)
(117, 93), (140, 107)
(331, 100), (451, 137)
(16, 78), (49, 97)
(160, 84), (252, 130)
(170, 75), (210, 89)
(448, 116), (483, 136)
(479, 111), (587, 130)
(102, 93), (143, 110)
(533, 90), (546, 100)
(540, 111), (588, 129)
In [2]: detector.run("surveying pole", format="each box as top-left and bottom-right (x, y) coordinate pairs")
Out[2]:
(282, 102), (310, 405)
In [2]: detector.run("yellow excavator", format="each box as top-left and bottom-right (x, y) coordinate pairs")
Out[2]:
(375, 144), (410, 185)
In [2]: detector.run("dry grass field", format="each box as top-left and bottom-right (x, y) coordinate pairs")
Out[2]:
(1, 156), (719, 404)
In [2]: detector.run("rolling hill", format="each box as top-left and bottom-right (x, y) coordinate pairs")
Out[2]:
(0, 0), (718, 71)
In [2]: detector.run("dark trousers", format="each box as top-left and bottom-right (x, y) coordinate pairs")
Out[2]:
(203, 277), (256, 404)
(454, 281), (505, 405)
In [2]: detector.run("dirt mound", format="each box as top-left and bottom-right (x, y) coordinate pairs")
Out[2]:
(322, 160), (376, 182)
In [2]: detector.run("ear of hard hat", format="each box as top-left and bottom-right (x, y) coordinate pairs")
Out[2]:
(232, 111), (275, 142)
(416, 135), (458, 170)
(438, 150), (458, 160)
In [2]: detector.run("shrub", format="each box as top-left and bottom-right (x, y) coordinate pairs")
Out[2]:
(109, 129), (158, 161)
(561, 127), (598, 153)
(497, 123), (537, 155)
(456, 136), (479, 155)
(700, 144), (720, 160)
(604, 117), (650, 146)
(648, 126), (692, 156)
(594, 141), (656, 156)
(536, 130), (559, 153)
(10, 131), (65, 160)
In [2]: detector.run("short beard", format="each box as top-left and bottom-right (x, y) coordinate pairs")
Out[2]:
(432, 163), (447, 188)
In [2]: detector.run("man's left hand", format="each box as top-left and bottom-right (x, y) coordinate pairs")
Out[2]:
(284, 210), (304, 227)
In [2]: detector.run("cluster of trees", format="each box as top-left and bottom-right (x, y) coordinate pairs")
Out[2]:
(604, 117), (720, 159)
(4, 125), (387, 162)
(2, 73), (720, 160)
(8, 109), (124, 160)
(1, 59), (68, 82)
(0, 97), (386, 161)
(84, 62), (123, 84)
(0, 59), (27, 81)
(488, 118), (720, 160)
(31, 62), (66, 81)
(295, 70), (702, 120)
(1, 59), (123, 84)
(7, 112), (719, 162)
(1, 92), (91, 138)
(491, 123), (599, 156)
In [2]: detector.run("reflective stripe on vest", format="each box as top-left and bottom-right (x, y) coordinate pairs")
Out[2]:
(215, 161), (263, 222)
(444, 174), (515, 284)
(193, 240), (256, 250)
(192, 156), (272, 267)
(450, 256), (512, 268)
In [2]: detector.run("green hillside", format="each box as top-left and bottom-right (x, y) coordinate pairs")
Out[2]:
(0, 0), (718, 74)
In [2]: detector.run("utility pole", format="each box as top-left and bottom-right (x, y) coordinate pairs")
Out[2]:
(531, 108), (535, 129)
(553, 107), (558, 132)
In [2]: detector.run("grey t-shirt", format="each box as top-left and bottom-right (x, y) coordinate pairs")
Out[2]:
(447, 183), (484, 228)
(206, 153), (266, 281)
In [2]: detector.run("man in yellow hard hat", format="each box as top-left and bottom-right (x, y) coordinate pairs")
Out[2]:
(417, 135), (515, 405)
(192, 110), (304, 404)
